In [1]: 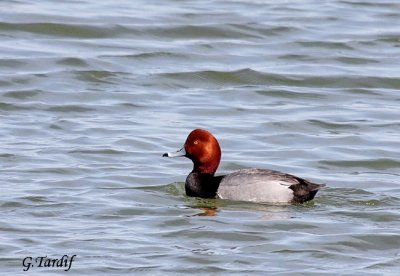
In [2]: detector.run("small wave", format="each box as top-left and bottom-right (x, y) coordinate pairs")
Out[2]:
(3, 90), (41, 99)
(46, 105), (94, 113)
(0, 22), (129, 38)
(320, 158), (400, 170)
(68, 149), (125, 155)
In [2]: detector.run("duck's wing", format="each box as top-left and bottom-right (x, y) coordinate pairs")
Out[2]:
(216, 168), (325, 203)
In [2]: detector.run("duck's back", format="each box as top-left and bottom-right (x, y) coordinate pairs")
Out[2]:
(216, 168), (324, 203)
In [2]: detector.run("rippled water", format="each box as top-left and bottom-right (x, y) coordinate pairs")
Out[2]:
(1, 0), (400, 275)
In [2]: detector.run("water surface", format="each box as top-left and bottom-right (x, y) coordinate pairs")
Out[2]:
(1, 0), (400, 275)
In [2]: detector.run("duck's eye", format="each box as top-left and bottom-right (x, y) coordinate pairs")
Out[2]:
(193, 140), (199, 145)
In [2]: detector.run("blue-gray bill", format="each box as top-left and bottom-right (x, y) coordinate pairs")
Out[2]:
(163, 147), (186, 158)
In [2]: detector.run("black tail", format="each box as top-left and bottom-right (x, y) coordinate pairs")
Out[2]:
(290, 179), (326, 203)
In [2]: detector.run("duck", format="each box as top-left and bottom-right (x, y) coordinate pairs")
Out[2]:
(163, 129), (325, 203)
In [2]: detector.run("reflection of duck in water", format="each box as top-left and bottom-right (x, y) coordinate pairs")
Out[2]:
(164, 129), (325, 204)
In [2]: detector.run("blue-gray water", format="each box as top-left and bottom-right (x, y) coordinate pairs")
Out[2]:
(1, 0), (400, 275)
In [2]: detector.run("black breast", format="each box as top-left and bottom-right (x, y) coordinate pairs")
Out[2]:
(185, 172), (224, 198)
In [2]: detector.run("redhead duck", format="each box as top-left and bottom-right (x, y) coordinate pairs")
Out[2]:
(163, 129), (325, 203)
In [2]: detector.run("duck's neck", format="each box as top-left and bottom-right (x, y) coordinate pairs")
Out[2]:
(192, 158), (220, 174)
(192, 164), (217, 174)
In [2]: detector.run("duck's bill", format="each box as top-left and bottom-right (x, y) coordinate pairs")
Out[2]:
(162, 147), (186, 157)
